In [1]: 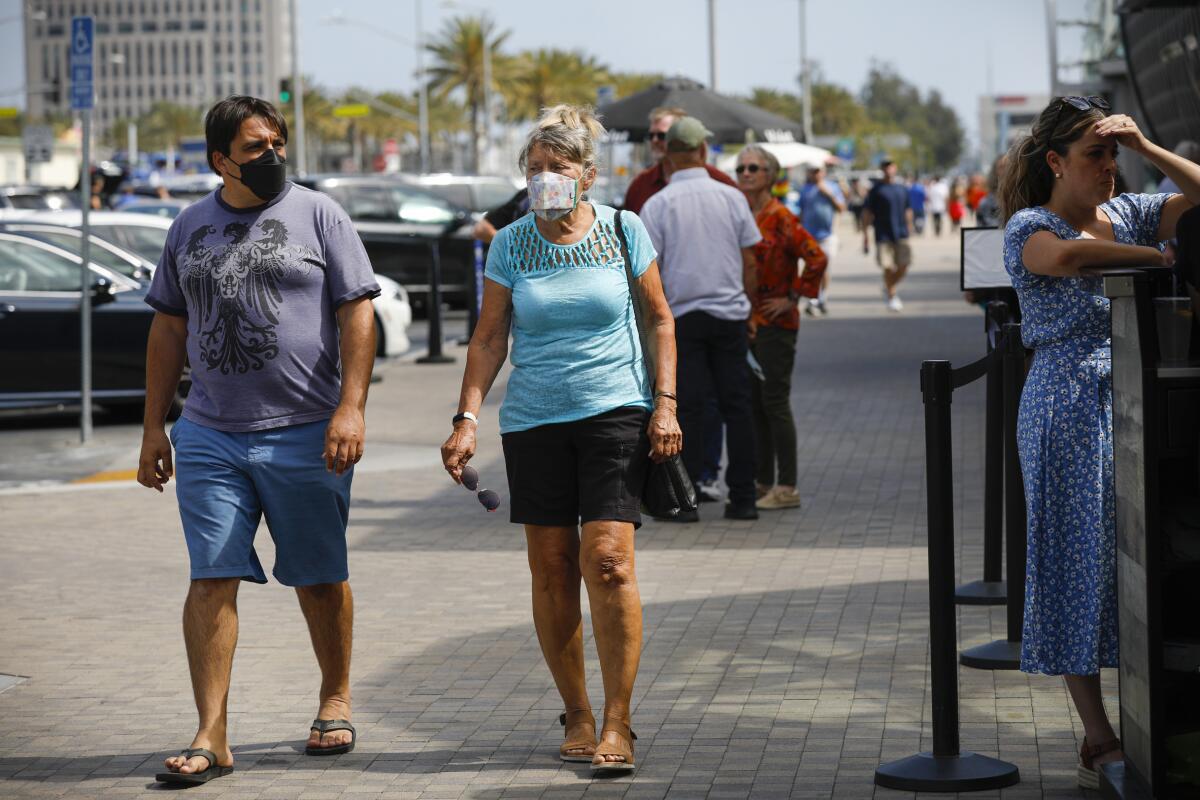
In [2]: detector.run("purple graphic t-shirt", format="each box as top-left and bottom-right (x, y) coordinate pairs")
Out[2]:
(146, 183), (380, 432)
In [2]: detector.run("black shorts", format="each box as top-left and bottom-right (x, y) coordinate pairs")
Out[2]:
(501, 406), (651, 529)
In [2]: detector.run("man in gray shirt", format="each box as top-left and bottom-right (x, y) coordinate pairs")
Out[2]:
(640, 117), (762, 521)
(138, 96), (379, 785)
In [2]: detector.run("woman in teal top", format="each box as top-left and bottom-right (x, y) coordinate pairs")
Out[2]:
(441, 105), (680, 776)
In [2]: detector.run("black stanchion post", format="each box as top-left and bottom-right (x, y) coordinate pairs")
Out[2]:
(875, 361), (1020, 792)
(418, 238), (456, 365)
(960, 322), (1025, 670)
(956, 301), (1008, 606)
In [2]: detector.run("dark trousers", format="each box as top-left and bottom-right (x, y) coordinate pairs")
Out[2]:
(698, 397), (723, 484)
(750, 325), (798, 487)
(676, 311), (757, 506)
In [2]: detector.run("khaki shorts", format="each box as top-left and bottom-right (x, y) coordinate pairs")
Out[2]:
(876, 239), (912, 271)
(818, 234), (839, 260)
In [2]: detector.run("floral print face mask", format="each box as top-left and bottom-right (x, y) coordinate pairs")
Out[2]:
(528, 171), (582, 221)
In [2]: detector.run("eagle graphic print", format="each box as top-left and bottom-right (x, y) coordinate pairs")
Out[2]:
(178, 218), (320, 375)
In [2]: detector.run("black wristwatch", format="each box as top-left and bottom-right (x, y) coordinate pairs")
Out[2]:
(452, 411), (479, 426)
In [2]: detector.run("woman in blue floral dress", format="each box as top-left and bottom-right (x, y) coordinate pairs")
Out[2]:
(999, 98), (1197, 787)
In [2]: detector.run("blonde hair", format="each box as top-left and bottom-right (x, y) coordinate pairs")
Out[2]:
(997, 98), (1108, 222)
(738, 145), (781, 180)
(518, 104), (606, 173)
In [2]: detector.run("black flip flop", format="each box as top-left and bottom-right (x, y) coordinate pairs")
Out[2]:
(306, 718), (356, 756)
(155, 747), (234, 785)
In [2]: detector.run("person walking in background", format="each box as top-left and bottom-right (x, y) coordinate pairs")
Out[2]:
(999, 95), (1196, 787)
(472, 187), (529, 244)
(138, 96), (380, 784)
(846, 177), (868, 233)
(623, 105), (736, 214)
(641, 117), (762, 522)
(927, 174), (949, 236)
(797, 164), (844, 316)
(948, 177), (967, 232)
(908, 176), (927, 235)
(736, 146), (827, 511)
(975, 155), (1007, 228)
(967, 173), (988, 222)
(861, 159), (913, 312)
(441, 106), (680, 775)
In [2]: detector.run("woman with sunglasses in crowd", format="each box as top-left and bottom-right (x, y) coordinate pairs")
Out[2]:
(734, 146), (827, 510)
(998, 95), (1198, 787)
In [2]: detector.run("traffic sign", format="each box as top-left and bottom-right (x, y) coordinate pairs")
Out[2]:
(23, 125), (54, 164)
(69, 16), (94, 111)
(333, 103), (370, 118)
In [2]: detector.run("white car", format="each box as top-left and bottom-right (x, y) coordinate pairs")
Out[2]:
(0, 209), (413, 357)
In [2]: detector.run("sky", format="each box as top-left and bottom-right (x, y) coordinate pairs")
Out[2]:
(0, 0), (1090, 150)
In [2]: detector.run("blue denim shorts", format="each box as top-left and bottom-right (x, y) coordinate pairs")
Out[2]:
(170, 416), (352, 586)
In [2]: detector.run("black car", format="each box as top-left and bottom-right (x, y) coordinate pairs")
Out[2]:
(295, 175), (474, 311)
(0, 222), (155, 283)
(0, 233), (183, 416)
(0, 185), (79, 211)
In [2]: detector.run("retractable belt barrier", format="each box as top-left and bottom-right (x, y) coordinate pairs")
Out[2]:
(874, 322), (1026, 792)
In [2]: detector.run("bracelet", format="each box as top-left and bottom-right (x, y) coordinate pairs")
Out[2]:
(654, 391), (677, 402)
(452, 411), (478, 426)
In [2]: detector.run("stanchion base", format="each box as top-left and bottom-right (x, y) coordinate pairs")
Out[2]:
(875, 751), (1019, 792)
(955, 580), (1007, 606)
(960, 639), (1022, 670)
(416, 354), (457, 364)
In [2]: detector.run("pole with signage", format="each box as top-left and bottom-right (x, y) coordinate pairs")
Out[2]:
(71, 16), (94, 443)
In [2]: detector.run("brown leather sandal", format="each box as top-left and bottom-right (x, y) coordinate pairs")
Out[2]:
(1078, 736), (1122, 789)
(591, 716), (637, 775)
(559, 709), (597, 762)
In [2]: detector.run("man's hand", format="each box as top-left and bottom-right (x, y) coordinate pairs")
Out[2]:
(324, 404), (365, 475)
(137, 427), (174, 492)
(761, 297), (795, 321)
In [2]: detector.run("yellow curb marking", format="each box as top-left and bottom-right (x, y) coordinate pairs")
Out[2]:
(72, 469), (139, 484)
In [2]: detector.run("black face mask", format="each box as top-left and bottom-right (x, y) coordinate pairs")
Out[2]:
(227, 148), (287, 202)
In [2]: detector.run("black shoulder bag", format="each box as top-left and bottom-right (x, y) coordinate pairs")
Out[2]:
(613, 210), (698, 518)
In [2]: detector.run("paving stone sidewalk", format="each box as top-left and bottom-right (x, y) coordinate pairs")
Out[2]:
(0, 222), (1113, 799)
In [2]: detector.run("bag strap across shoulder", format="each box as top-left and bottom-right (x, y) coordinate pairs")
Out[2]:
(613, 210), (656, 389)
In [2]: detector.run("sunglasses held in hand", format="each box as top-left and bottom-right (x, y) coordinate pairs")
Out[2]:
(460, 465), (500, 512)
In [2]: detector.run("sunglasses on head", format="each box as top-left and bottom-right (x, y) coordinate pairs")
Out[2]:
(735, 163), (766, 175)
(648, 132), (667, 142)
(1048, 95), (1111, 136)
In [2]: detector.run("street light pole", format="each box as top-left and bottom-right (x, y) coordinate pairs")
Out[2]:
(799, 0), (812, 144)
(416, 0), (431, 173)
(290, 0), (307, 176)
(707, 0), (718, 91)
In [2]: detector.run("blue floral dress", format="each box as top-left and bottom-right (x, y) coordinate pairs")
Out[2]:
(1003, 192), (1172, 675)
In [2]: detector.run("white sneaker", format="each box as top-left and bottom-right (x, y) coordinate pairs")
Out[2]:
(697, 480), (722, 503)
(887, 295), (904, 312)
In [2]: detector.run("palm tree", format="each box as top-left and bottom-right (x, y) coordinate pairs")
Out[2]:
(137, 102), (205, 150)
(424, 14), (511, 172)
(608, 71), (664, 101)
(504, 49), (610, 122)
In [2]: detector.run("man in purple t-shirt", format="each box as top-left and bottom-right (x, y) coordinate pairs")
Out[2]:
(138, 96), (379, 785)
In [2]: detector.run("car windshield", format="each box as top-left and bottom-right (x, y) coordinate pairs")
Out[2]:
(7, 194), (52, 210)
(95, 224), (168, 261)
(17, 231), (141, 278)
(0, 239), (85, 292)
(388, 186), (457, 224)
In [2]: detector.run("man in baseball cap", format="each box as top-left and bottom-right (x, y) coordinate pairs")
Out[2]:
(639, 117), (764, 521)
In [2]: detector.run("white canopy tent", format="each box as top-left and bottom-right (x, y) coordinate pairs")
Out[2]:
(715, 141), (838, 173)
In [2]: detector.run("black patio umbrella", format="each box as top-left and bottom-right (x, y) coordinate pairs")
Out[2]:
(597, 77), (806, 144)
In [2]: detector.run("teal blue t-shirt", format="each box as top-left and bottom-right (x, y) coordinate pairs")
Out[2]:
(485, 203), (657, 434)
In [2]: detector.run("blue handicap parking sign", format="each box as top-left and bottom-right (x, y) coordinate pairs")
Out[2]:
(69, 17), (94, 111)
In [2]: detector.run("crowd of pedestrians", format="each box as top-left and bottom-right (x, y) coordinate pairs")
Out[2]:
(131, 87), (1197, 790)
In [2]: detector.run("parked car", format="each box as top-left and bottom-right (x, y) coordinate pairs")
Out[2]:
(0, 185), (79, 211)
(0, 222), (155, 282)
(0, 233), (186, 416)
(0, 209), (173, 263)
(0, 215), (412, 358)
(294, 174), (475, 312)
(118, 199), (190, 219)
(399, 173), (523, 216)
